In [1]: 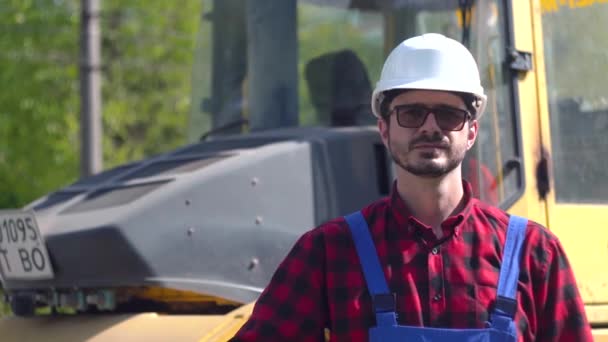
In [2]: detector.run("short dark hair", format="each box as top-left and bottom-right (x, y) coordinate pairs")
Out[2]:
(379, 89), (480, 121)
(379, 89), (406, 120)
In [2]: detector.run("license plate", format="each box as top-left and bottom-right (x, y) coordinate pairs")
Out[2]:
(0, 209), (54, 280)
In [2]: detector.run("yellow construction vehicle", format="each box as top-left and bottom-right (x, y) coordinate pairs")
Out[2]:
(1, 0), (608, 340)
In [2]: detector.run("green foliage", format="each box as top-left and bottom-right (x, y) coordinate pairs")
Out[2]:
(0, 1), (201, 208)
(0, 290), (9, 317)
(101, 0), (201, 168)
(0, 0), (80, 209)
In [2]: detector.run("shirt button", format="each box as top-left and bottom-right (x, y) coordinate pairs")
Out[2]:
(431, 247), (439, 255)
(433, 294), (442, 301)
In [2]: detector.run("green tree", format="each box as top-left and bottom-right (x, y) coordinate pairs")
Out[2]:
(0, 0), (80, 209)
(0, 1), (201, 209)
(101, 0), (201, 168)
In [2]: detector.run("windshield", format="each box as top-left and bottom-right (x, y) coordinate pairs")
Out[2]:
(189, 0), (498, 135)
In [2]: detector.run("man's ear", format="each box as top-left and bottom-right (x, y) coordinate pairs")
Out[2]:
(466, 119), (478, 150)
(378, 118), (389, 148)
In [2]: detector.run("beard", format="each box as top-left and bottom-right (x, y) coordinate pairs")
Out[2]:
(388, 131), (466, 178)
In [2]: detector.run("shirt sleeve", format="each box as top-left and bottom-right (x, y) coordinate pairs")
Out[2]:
(535, 237), (593, 342)
(231, 229), (328, 341)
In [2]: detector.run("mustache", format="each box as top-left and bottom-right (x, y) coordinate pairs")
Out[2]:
(409, 133), (449, 149)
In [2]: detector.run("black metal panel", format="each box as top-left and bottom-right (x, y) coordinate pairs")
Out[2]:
(119, 156), (230, 181)
(70, 163), (141, 187)
(173, 137), (285, 156)
(60, 181), (170, 214)
(9, 126), (389, 304)
(308, 128), (387, 224)
(4, 226), (154, 289)
(32, 191), (84, 212)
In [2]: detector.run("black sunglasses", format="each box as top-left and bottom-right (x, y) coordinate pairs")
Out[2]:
(388, 104), (471, 131)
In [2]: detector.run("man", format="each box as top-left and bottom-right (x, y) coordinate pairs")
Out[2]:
(232, 34), (592, 341)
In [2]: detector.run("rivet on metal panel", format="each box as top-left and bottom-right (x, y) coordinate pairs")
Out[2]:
(255, 216), (263, 225)
(248, 258), (259, 270)
(187, 227), (195, 236)
(251, 177), (259, 186)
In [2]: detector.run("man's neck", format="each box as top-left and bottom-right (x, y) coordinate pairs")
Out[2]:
(395, 168), (465, 238)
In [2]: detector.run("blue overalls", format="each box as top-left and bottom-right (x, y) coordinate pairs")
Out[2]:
(344, 212), (528, 342)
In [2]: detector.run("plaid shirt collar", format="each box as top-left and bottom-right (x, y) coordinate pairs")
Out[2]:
(387, 179), (473, 242)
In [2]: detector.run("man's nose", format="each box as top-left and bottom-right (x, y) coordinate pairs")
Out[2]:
(418, 112), (442, 133)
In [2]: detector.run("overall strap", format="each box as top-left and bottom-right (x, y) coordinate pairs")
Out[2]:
(344, 211), (397, 326)
(491, 214), (528, 333)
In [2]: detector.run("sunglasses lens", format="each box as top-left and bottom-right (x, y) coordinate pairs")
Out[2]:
(395, 106), (467, 131)
(434, 108), (467, 131)
(397, 107), (427, 127)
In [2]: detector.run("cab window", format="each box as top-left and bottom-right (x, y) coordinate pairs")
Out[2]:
(541, 3), (608, 203)
(298, 3), (383, 127)
(460, 0), (521, 207)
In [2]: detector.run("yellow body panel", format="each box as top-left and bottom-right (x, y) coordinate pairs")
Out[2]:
(198, 303), (253, 342)
(547, 205), (608, 305)
(586, 305), (608, 326)
(511, 1), (608, 334)
(506, 0), (548, 225)
(0, 303), (254, 342)
(527, 0), (608, 307)
(594, 329), (608, 342)
(0, 314), (224, 342)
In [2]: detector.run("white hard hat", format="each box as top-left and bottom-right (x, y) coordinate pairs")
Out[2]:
(371, 33), (487, 119)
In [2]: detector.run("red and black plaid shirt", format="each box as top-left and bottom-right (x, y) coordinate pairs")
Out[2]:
(232, 181), (592, 341)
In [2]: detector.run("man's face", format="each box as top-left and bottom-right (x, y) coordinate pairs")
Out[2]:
(378, 90), (478, 178)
